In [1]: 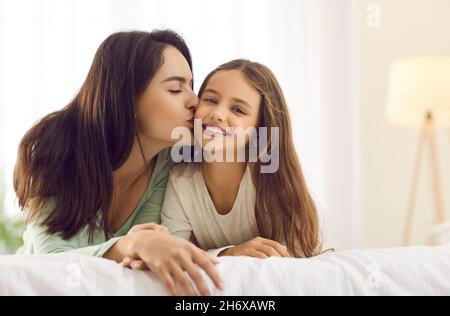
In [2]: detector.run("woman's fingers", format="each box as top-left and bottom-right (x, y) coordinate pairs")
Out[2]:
(156, 225), (170, 234)
(169, 262), (198, 296)
(131, 232), (222, 296)
(120, 256), (132, 268)
(180, 256), (211, 296)
(153, 269), (178, 296)
(130, 260), (147, 270)
(128, 223), (169, 235)
(209, 256), (220, 265)
(121, 256), (148, 270)
(192, 250), (224, 291)
(128, 223), (157, 234)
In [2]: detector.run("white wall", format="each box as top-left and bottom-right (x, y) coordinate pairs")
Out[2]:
(356, 0), (450, 247)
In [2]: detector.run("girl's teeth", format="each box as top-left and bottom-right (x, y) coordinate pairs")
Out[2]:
(205, 126), (225, 135)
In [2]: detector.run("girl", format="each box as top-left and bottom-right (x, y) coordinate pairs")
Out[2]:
(14, 30), (223, 296)
(159, 59), (321, 258)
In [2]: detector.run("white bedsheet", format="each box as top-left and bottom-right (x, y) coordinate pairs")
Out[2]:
(1, 245), (449, 295)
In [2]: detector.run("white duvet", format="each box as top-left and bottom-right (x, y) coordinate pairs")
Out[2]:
(1, 245), (449, 295)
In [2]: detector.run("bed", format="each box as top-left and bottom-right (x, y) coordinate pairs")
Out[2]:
(1, 245), (449, 295)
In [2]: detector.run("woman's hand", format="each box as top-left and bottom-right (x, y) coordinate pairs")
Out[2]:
(219, 237), (292, 258)
(127, 222), (169, 235)
(108, 228), (224, 296)
(133, 231), (223, 296)
(120, 223), (168, 270)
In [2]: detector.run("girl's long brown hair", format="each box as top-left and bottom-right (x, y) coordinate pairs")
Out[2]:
(198, 60), (321, 258)
(14, 30), (193, 241)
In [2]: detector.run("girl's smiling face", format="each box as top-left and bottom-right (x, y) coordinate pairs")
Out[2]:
(195, 70), (261, 156)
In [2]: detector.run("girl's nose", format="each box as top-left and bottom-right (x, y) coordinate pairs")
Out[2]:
(209, 109), (225, 123)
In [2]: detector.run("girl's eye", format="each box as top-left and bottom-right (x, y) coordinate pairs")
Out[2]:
(204, 98), (218, 105)
(232, 106), (246, 115)
(169, 90), (182, 94)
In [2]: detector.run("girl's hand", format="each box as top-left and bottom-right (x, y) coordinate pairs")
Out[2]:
(115, 230), (224, 296)
(219, 237), (292, 258)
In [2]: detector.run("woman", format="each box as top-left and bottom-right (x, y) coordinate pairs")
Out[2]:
(14, 30), (223, 296)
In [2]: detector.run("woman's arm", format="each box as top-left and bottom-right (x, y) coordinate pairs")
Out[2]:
(104, 229), (223, 296)
(20, 217), (223, 296)
(25, 222), (224, 296)
(18, 222), (121, 257)
(106, 177), (224, 296)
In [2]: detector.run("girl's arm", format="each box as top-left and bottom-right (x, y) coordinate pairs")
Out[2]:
(215, 237), (292, 258)
(206, 246), (234, 257)
(160, 176), (193, 241)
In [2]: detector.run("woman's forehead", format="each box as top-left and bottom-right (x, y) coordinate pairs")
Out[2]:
(157, 46), (192, 82)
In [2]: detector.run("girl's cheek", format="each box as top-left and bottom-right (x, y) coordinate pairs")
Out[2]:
(194, 107), (207, 120)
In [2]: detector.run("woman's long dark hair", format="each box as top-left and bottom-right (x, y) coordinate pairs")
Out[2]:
(14, 30), (192, 241)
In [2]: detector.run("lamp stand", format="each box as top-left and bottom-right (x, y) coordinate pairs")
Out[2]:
(402, 112), (446, 246)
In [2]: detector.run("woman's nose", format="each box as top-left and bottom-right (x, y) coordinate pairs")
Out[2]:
(185, 91), (199, 113)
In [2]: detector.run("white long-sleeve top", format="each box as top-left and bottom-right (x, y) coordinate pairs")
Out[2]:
(161, 163), (259, 256)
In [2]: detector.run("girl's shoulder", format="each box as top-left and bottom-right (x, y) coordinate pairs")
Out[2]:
(169, 162), (202, 184)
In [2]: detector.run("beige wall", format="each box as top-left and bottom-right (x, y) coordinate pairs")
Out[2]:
(356, 0), (450, 247)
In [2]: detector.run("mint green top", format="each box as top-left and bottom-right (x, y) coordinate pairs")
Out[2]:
(16, 148), (175, 257)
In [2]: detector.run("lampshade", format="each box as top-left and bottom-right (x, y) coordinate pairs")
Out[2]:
(386, 57), (450, 127)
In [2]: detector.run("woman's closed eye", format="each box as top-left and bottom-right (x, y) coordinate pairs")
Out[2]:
(169, 89), (183, 94)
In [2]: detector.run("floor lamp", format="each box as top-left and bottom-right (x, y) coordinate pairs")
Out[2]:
(386, 57), (450, 246)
